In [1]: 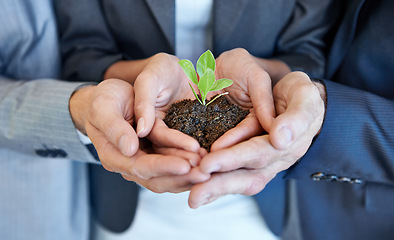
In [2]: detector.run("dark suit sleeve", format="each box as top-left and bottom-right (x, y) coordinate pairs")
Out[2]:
(286, 80), (394, 186)
(274, 0), (342, 78)
(54, 0), (123, 82)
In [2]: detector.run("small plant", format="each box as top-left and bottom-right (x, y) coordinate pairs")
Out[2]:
(178, 50), (233, 106)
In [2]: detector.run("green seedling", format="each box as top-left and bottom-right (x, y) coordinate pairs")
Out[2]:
(178, 50), (233, 106)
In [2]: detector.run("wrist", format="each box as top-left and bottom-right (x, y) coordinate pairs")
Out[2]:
(311, 79), (327, 106)
(69, 85), (96, 134)
(311, 79), (327, 136)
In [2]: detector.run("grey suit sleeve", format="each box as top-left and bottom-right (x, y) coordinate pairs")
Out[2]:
(274, 0), (342, 78)
(0, 76), (98, 163)
(54, 0), (123, 82)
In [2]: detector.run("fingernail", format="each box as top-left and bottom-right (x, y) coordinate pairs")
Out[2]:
(137, 118), (145, 137)
(205, 164), (221, 174)
(189, 158), (199, 167)
(119, 135), (132, 157)
(277, 126), (292, 148)
(196, 194), (211, 208)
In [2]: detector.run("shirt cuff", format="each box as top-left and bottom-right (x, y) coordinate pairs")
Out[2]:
(76, 129), (92, 144)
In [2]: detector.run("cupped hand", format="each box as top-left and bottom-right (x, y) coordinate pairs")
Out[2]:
(192, 48), (276, 154)
(188, 71), (325, 208)
(133, 53), (203, 154)
(74, 79), (208, 193)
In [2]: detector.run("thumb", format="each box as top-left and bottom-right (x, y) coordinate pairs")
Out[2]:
(248, 70), (275, 133)
(269, 96), (323, 150)
(270, 71), (324, 150)
(133, 73), (159, 138)
(88, 79), (139, 157)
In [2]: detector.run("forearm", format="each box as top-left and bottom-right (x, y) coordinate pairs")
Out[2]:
(253, 57), (291, 86)
(103, 58), (150, 84)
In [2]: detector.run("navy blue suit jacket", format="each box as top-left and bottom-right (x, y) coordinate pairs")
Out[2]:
(285, 0), (394, 239)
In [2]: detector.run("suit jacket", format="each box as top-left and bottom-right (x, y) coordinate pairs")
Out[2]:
(55, 0), (339, 82)
(55, 0), (341, 238)
(0, 1), (98, 239)
(286, 0), (394, 239)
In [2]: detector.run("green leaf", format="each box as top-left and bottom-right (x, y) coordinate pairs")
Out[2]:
(178, 59), (198, 85)
(196, 50), (215, 78)
(209, 78), (233, 92)
(198, 68), (215, 105)
(189, 83), (203, 105)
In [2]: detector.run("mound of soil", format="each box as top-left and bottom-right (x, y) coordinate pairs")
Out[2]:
(164, 95), (249, 150)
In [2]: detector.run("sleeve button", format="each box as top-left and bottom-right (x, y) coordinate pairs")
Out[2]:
(338, 176), (351, 183)
(350, 178), (362, 184)
(324, 174), (338, 182)
(311, 172), (325, 181)
(35, 149), (48, 157)
(55, 149), (67, 158)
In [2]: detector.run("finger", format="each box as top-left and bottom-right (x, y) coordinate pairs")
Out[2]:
(149, 118), (200, 152)
(86, 122), (191, 179)
(134, 72), (159, 138)
(88, 82), (139, 157)
(153, 145), (202, 167)
(200, 135), (276, 174)
(210, 112), (263, 151)
(248, 68), (275, 133)
(188, 168), (276, 209)
(86, 120), (137, 173)
(131, 167), (210, 194)
(131, 152), (194, 180)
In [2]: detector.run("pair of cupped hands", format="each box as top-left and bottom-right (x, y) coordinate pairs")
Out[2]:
(71, 48), (325, 209)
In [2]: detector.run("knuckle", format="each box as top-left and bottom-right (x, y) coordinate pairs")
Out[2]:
(297, 83), (314, 97)
(146, 182), (166, 194)
(244, 172), (274, 196)
(89, 94), (114, 119)
(244, 175), (267, 196)
(134, 101), (147, 115)
(131, 166), (149, 181)
(121, 174), (135, 182)
(233, 47), (248, 56)
(238, 137), (269, 168)
(101, 161), (115, 173)
(154, 52), (170, 59)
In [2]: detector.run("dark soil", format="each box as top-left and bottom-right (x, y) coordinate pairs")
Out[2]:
(164, 95), (249, 151)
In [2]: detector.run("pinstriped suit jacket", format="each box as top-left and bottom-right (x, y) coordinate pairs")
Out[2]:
(0, 1), (97, 239)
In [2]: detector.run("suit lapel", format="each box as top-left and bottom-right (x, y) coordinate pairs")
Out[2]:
(213, 0), (250, 52)
(326, 0), (366, 78)
(145, 0), (175, 50)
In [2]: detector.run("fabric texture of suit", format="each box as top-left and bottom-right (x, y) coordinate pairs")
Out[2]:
(0, 1), (98, 239)
(286, 0), (394, 239)
(55, 0), (339, 237)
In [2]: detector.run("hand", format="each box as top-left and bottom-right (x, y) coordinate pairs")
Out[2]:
(188, 71), (325, 208)
(133, 52), (203, 154)
(70, 79), (208, 193)
(210, 48), (292, 150)
(215, 48), (275, 133)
